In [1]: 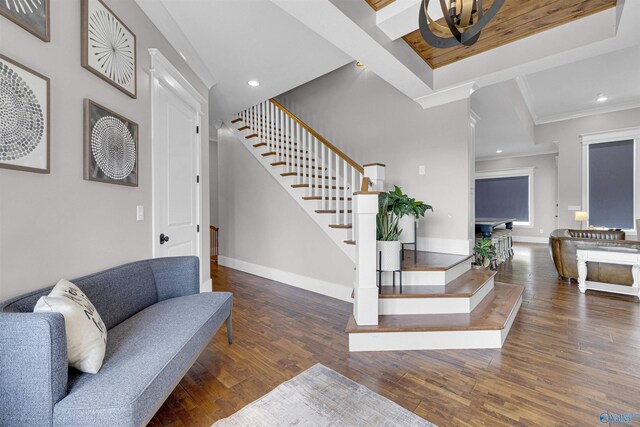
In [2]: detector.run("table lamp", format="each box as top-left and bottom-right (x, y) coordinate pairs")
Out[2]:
(574, 211), (588, 229)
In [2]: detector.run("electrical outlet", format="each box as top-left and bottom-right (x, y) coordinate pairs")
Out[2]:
(418, 165), (425, 175)
(540, 228), (544, 234)
(136, 205), (144, 221)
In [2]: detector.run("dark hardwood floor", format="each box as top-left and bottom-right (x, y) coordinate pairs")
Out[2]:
(150, 244), (640, 426)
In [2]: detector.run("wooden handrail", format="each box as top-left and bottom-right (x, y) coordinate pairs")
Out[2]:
(269, 99), (364, 174)
(354, 176), (379, 195)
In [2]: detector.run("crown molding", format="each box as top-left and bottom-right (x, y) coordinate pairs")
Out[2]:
(414, 82), (478, 109)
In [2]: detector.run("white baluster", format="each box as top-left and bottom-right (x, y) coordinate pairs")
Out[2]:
(314, 137), (319, 198)
(296, 123), (301, 184)
(321, 145), (326, 210)
(267, 103), (271, 151)
(343, 160), (348, 226)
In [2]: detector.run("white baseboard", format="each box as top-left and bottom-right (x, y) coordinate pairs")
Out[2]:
(416, 237), (472, 255)
(218, 256), (353, 303)
(512, 235), (548, 244)
(200, 278), (212, 293)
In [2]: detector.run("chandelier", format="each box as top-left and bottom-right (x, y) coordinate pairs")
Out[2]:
(419, 0), (505, 48)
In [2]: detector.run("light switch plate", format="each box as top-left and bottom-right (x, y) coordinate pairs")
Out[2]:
(418, 165), (425, 175)
(137, 205), (144, 221)
(568, 205), (581, 211)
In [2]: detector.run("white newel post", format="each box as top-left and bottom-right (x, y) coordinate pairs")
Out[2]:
(353, 191), (379, 326)
(363, 163), (385, 191)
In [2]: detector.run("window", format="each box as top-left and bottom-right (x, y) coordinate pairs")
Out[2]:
(586, 139), (635, 229)
(475, 168), (533, 226)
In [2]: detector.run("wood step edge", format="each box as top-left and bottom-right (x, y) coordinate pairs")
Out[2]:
(316, 209), (353, 214)
(292, 184), (344, 190)
(231, 118), (242, 123)
(379, 270), (496, 299)
(346, 283), (524, 334)
(303, 196), (352, 201)
(345, 240), (356, 245)
(281, 172), (336, 180)
(329, 224), (352, 229)
(401, 253), (474, 272)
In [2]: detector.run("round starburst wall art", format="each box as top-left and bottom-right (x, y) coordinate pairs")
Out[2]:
(0, 54), (50, 174)
(81, 0), (136, 98)
(84, 99), (138, 186)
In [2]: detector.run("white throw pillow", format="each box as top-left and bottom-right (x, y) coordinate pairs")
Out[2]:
(34, 279), (107, 374)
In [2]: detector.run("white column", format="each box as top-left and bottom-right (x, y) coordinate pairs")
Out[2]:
(353, 192), (379, 326)
(363, 163), (386, 192)
(577, 250), (587, 293)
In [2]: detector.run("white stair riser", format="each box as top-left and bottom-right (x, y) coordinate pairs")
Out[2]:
(379, 278), (494, 315)
(379, 261), (470, 286)
(349, 296), (522, 351)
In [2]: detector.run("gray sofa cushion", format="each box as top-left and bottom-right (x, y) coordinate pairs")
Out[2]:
(1, 260), (160, 330)
(53, 291), (232, 427)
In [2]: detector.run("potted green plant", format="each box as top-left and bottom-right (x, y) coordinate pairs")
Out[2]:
(379, 186), (433, 244)
(376, 198), (402, 271)
(473, 239), (497, 269)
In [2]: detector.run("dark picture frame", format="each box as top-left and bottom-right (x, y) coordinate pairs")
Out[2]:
(0, 53), (50, 174)
(0, 0), (50, 42)
(84, 99), (139, 186)
(81, 0), (137, 98)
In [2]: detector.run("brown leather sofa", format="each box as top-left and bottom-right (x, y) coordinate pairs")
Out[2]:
(549, 229), (639, 285)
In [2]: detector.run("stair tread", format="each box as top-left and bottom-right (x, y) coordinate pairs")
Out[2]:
(293, 184), (344, 190)
(231, 118), (242, 123)
(263, 152), (315, 161)
(346, 282), (523, 333)
(271, 162), (323, 169)
(401, 250), (473, 272)
(303, 196), (352, 200)
(379, 269), (496, 298)
(329, 224), (352, 229)
(316, 209), (352, 214)
(281, 172), (336, 180)
(345, 240), (356, 245)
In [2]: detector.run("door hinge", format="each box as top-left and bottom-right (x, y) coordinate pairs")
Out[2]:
(196, 175), (200, 183)
(196, 126), (200, 134)
(197, 225), (200, 232)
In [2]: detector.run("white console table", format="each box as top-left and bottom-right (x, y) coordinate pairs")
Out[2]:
(576, 247), (640, 299)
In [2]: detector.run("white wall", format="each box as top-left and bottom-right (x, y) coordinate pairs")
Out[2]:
(0, 0), (209, 300)
(476, 154), (558, 242)
(277, 64), (475, 254)
(210, 139), (219, 226)
(536, 108), (640, 231)
(217, 126), (355, 298)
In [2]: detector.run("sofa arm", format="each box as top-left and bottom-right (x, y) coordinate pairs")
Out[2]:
(149, 256), (200, 301)
(0, 312), (68, 426)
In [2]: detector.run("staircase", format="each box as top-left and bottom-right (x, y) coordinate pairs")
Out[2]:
(227, 99), (523, 352)
(228, 99), (362, 262)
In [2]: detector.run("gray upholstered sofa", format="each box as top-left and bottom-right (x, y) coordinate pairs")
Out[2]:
(0, 256), (232, 427)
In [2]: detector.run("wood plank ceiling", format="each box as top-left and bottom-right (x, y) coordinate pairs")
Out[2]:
(365, 0), (617, 69)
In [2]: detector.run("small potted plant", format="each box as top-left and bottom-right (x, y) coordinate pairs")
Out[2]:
(473, 239), (497, 269)
(379, 186), (433, 245)
(376, 198), (402, 272)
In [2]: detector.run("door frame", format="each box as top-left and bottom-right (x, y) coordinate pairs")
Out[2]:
(149, 48), (207, 287)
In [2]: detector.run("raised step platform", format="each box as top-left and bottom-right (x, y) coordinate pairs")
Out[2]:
(347, 283), (523, 351)
(379, 250), (473, 286)
(379, 269), (496, 315)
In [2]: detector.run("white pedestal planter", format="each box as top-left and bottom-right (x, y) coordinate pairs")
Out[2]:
(398, 215), (417, 244)
(376, 241), (402, 271)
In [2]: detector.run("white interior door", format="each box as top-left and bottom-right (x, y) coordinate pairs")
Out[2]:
(154, 81), (200, 258)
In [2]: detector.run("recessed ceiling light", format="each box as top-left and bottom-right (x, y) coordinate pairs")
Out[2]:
(247, 80), (260, 87)
(496, 149), (503, 154)
(596, 94), (608, 102)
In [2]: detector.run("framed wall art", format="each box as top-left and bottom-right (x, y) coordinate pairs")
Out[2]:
(0, 0), (50, 42)
(0, 54), (50, 174)
(81, 0), (137, 98)
(84, 99), (138, 186)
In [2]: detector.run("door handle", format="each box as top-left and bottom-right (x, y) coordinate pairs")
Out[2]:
(160, 233), (170, 245)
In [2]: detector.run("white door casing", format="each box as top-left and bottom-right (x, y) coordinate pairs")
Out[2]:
(149, 49), (207, 287)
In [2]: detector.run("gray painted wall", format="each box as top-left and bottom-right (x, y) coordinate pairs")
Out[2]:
(476, 154), (558, 240)
(210, 139), (219, 226)
(535, 108), (640, 231)
(0, 0), (209, 300)
(277, 64), (475, 253)
(217, 126), (355, 291)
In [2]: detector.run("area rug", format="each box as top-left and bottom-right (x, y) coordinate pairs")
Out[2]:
(213, 363), (436, 426)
